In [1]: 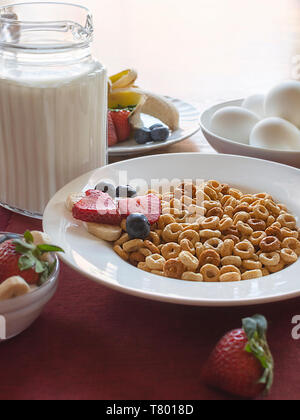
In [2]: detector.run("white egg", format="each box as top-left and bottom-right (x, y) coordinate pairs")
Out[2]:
(210, 106), (260, 144)
(250, 117), (300, 151)
(242, 94), (265, 118)
(265, 80), (300, 128)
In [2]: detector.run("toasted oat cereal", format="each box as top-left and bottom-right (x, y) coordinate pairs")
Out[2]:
(72, 179), (299, 283)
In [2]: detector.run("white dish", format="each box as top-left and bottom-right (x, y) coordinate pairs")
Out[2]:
(200, 99), (300, 169)
(43, 153), (300, 307)
(0, 233), (60, 340)
(108, 97), (200, 156)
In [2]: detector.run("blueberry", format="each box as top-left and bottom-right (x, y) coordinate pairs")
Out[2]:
(95, 181), (116, 198)
(150, 126), (170, 142)
(134, 128), (152, 144)
(116, 185), (137, 198)
(150, 123), (164, 130)
(126, 214), (150, 239)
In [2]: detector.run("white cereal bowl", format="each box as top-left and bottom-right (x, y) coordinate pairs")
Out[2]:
(43, 153), (300, 307)
(0, 234), (59, 341)
(200, 99), (300, 169)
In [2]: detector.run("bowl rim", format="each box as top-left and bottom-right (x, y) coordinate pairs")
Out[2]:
(0, 232), (60, 309)
(200, 98), (300, 155)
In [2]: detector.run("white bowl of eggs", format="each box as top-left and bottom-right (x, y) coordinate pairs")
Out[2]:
(200, 80), (300, 168)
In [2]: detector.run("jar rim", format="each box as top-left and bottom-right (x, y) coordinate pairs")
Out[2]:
(0, 2), (93, 52)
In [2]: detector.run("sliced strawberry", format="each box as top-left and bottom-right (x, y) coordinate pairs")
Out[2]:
(107, 111), (118, 146)
(0, 232), (64, 286)
(85, 189), (102, 197)
(72, 191), (121, 225)
(0, 240), (39, 285)
(118, 194), (161, 224)
(110, 109), (131, 142)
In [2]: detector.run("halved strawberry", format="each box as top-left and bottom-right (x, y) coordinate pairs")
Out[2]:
(0, 240), (39, 285)
(107, 111), (118, 147)
(118, 194), (161, 224)
(85, 189), (102, 197)
(72, 191), (121, 225)
(110, 109), (131, 142)
(0, 231), (64, 286)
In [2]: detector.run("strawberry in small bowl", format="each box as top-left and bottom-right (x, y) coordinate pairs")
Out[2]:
(0, 230), (63, 341)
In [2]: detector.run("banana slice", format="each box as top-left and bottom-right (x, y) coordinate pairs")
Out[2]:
(110, 69), (138, 90)
(85, 222), (122, 242)
(30, 231), (51, 245)
(128, 88), (180, 131)
(30, 231), (56, 263)
(65, 193), (85, 212)
(0, 276), (31, 301)
(108, 69), (179, 130)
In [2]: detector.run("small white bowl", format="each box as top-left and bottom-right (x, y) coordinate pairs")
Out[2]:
(200, 99), (300, 169)
(0, 233), (59, 341)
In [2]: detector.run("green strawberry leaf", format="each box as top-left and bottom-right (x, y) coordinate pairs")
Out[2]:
(48, 261), (57, 276)
(242, 317), (258, 340)
(252, 314), (268, 339)
(18, 253), (35, 271)
(14, 239), (35, 253)
(242, 314), (274, 394)
(39, 270), (49, 286)
(110, 105), (137, 112)
(34, 259), (46, 274)
(37, 244), (64, 254)
(24, 230), (34, 244)
(13, 236), (63, 285)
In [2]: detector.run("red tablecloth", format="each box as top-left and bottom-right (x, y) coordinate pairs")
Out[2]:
(0, 206), (299, 401)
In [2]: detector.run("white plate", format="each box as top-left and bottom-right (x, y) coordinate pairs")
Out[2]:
(43, 153), (300, 307)
(108, 97), (200, 156)
(200, 99), (300, 169)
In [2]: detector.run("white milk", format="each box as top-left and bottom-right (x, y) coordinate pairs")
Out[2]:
(0, 3), (107, 216)
(0, 65), (107, 215)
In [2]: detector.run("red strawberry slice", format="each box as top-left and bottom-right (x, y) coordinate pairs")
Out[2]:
(85, 189), (102, 197)
(0, 233), (64, 286)
(110, 109), (131, 142)
(118, 194), (161, 224)
(107, 111), (118, 147)
(0, 240), (39, 285)
(72, 191), (121, 225)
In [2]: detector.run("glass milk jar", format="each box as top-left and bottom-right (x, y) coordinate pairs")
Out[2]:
(0, 3), (107, 217)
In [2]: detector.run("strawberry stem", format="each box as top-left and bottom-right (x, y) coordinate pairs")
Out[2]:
(243, 315), (274, 394)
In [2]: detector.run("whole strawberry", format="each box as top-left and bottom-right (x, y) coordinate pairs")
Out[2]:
(0, 231), (64, 286)
(110, 109), (131, 142)
(203, 314), (274, 399)
(107, 111), (118, 147)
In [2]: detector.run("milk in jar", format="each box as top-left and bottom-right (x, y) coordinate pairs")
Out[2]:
(0, 3), (107, 216)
